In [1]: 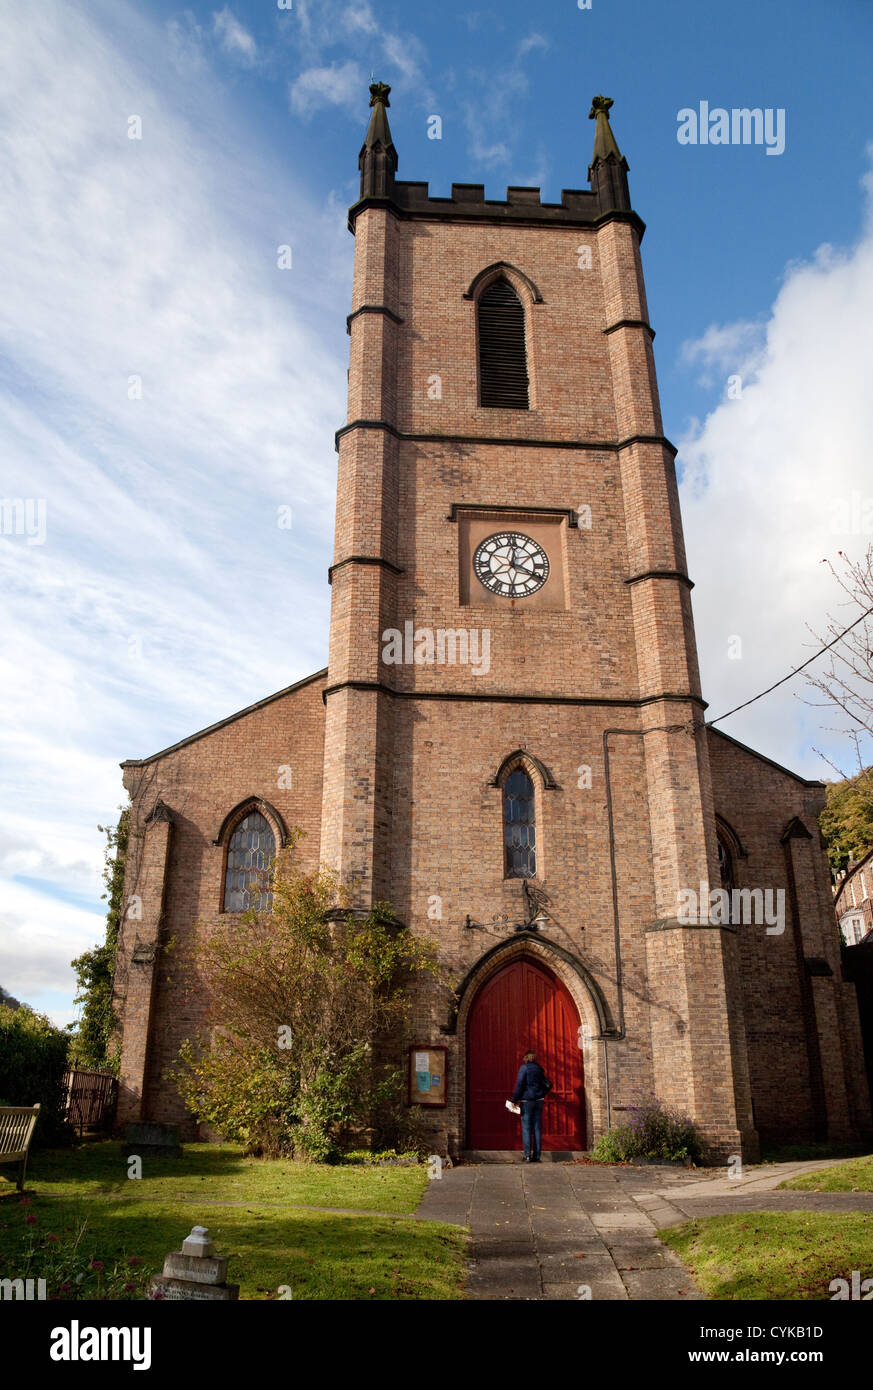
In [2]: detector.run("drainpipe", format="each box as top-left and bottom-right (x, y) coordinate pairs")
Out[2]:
(602, 1034), (612, 1130)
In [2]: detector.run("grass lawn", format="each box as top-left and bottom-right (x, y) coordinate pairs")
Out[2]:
(660, 1212), (873, 1300)
(760, 1141), (869, 1164)
(778, 1154), (873, 1192)
(0, 1142), (467, 1300)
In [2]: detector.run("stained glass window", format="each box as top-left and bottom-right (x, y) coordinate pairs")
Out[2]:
(224, 811), (275, 913)
(504, 769), (536, 878)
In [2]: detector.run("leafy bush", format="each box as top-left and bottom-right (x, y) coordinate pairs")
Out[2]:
(0, 1005), (73, 1147)
(340, 1148), (420, 1166)
(169, 839), (442, 1163)
(590, 1095), (707, 1165)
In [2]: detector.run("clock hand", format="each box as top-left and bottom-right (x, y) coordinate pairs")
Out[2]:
(511, 551), (535, 574)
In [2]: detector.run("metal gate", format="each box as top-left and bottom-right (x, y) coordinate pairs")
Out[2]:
(63, 1069), (117, 1136)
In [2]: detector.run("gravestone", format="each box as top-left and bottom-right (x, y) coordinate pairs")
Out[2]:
(149, 1227), (239, 1301)
(123, 1121), (182, 1158)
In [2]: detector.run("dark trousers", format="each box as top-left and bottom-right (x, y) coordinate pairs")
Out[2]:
(521, 1099), (544, 1158)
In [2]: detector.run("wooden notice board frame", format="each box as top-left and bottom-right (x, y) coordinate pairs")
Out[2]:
(408, 1046), (447, 1107)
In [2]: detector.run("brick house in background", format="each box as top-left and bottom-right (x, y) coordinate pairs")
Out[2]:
(835, 849), (873, 1108)
(834, 847), (873, 946)
(111, 87), (871, 1161)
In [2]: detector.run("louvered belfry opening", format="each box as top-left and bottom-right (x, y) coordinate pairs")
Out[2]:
(477, 277), (529, 408)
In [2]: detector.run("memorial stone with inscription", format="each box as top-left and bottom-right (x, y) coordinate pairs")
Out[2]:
(149, 1226), (239, 1301)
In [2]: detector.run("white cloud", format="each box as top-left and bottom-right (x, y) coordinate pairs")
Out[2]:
(167, 11), (205, 75)
(0, 885), (104, 1004)
(381, 31), (430, 95)
(290, 59), (364, 118)
(342, 2), (378, 35)
(213, 7), (257, 66)
(517, 33), (549, 60)
(680, 319), (765, 389)
(0, 0), (351, 1022)
(288, 1), (433, 110)
(462, 31), (549, 174)
(678, 155), (873, 780)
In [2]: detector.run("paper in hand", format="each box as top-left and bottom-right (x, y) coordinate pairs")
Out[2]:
(505, 1100), (521, 1114)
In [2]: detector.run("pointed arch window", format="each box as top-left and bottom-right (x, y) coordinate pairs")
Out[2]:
(717, 832), (735, 899)
(477, 277), (529, 409)
(504, 768), (537, 878)
(224, 811), (276, 913)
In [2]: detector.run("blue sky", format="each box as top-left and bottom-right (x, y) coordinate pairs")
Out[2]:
(1, 0), (872, 1026)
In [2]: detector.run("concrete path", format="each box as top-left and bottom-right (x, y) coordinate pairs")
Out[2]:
(632, 1158), (873, 1227)
(415, 1157), (873, 1301)
(417, 1162), (706, 1300)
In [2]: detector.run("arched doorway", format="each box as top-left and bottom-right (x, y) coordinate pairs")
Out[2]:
(466, 957), (585, 1150)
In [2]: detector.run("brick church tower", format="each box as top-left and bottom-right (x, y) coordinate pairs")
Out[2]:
(321, 84), (756, 1161)
(113, 85), (870, 1160)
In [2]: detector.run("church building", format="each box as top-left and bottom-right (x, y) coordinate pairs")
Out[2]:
(112, 87), (871, 1161)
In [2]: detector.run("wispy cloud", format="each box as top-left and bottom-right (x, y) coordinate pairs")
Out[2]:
(213, 7), (257, 67)
(462, 32), (550, 174)
(288, 0), (434, 110)
(678, 154), (873, 776)
(0, 0), (351, 1022)
(342, 2), (378, 35)
(681, 319), (766, 390)
(167, 11), (206, 75)
(290, 59), (364, 118)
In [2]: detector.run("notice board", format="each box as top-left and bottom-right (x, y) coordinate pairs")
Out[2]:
(408, 1045), (447, 1107)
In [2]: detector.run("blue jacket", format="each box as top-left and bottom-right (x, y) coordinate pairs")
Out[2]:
(512, 1061), (549, 1103)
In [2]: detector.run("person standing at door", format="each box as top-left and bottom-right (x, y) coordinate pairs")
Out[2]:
(512, 1050), (551, 1162)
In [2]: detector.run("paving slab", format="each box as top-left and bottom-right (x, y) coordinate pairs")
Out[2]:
(621, 1268), (707, 1300)
(543, 1279), (627, 1301)
(473, 1240), (538, 1259)
(605, 1240), (684, 1268)
(589, 1211), (656, 1232)
(538, 1252), (618, 1277)
(414, 1162), (707, 1301)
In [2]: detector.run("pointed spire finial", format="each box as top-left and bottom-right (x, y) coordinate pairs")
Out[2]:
(369, 80), (391, 108)
(587, 93), (630, 213)
(359, 80), (397, 199)
(588, 94), (623, 162)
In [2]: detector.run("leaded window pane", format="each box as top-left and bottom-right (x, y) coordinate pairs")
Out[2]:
(504, 769), (536, 878)
(224, 811), (275, 912)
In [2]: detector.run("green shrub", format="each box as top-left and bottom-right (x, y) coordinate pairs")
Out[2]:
(69, 808), (129, 1072)
(0, 1005), (73, 1147)
(590, 1095), (707, 1165)
(169, 840), (443, 1163)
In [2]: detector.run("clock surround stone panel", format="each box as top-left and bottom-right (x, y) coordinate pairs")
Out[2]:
(457, 509), (568, 610)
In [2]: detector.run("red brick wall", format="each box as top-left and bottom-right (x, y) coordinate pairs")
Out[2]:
(113, 674), (326, 1134)
(113, 184), (871, 1159)
(708, 729), (871, 1143)
(318, 201), (754, 1160)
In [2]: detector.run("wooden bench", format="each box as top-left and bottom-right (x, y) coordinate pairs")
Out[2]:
(0, 1104), (40, 1191)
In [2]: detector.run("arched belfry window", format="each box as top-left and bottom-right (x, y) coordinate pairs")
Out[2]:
(504, 768), (537, 878)
(477, 277), (529, 409)
(224, 811), (276, 913)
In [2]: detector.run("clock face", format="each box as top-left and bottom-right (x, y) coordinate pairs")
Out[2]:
(473, 532), (550, 597)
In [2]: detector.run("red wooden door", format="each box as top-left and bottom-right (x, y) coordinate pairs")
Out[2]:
(467, 959), (585, 1150)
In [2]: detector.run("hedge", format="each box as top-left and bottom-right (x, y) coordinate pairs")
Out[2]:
(0, 1004), (73, 1147)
